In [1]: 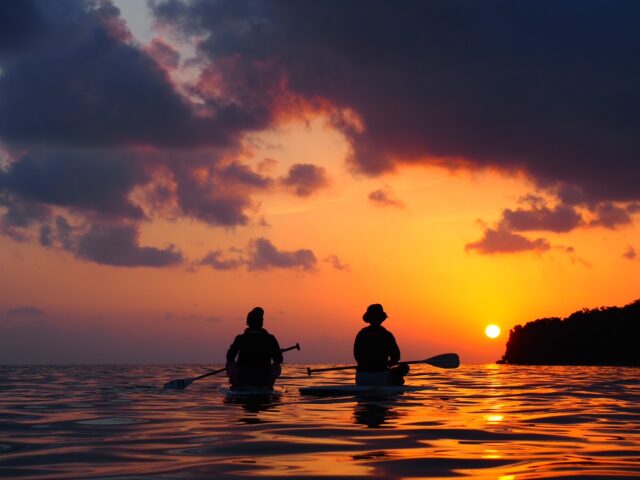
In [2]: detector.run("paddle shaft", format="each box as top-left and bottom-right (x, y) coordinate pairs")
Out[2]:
(192, 343), (300, 382)
(306, 353), (459, 376)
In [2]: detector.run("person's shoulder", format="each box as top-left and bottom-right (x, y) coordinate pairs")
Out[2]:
(266, 331), (278, 340)
(232, 333), (245, 343)
(381, 326), (396, 336)
(356, 325), (372, 335)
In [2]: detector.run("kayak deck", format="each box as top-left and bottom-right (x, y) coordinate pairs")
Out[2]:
(218, 385), (286, 396)
(299, 385), (433, 396)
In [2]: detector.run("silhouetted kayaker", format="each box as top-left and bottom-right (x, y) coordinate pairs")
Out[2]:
(354, 304), (409, 385)
(226, 307), (283, 388)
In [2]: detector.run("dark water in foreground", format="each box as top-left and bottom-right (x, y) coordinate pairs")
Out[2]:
(0, 364), (638, 479)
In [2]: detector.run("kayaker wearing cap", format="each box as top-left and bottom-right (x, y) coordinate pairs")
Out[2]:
(226, 307), (283, 388)
(354, 304), (409, 386)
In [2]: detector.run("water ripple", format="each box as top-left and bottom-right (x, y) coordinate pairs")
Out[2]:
(0, 364), (638, 479)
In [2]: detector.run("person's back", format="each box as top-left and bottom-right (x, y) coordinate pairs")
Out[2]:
(226, 307), (283, 388)
(354, 304), (408, 386)
(354, 324), (400, 372)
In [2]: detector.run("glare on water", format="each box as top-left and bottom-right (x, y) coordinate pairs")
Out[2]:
(0, 364), (638, 479)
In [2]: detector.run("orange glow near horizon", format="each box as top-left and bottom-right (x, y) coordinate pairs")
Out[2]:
(1, 117), (639, 364)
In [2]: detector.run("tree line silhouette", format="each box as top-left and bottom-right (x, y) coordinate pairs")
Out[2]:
(499, 299), (640, 365)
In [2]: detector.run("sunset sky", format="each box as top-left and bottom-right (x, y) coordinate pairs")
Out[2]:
(1, 0), (638, 364)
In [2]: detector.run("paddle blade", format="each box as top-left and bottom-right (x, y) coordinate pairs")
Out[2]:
(425, 353), (460, 369)
(163, 377), (194, 390)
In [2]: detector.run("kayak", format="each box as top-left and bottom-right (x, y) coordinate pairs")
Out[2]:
(299, 385), (433, 396)
(218, 385), (286, 396)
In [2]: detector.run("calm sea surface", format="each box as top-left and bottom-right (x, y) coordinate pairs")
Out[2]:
(0, 364), (638, 479)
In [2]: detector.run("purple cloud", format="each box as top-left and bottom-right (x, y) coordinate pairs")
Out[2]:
(280, 163), (329, 197)
(465, 227), (551, 255)
(75, 223), (183, 267)
(589, 203), (635, 229)
(197, 238), (318, 272)
(246, 237), (317, 271)
(368, 188), (405, 208)
(623, 246), (636, 260)
(502, 205), (584, 233)
(152, 0), (640, 206)
(198, 249), (245, 270)
(324, 254), (349, 271)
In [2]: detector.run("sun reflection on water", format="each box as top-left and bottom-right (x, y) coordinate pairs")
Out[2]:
(0, 364), (637, 479)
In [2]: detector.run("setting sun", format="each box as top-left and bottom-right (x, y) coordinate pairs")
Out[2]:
(485, 324), (501, 339)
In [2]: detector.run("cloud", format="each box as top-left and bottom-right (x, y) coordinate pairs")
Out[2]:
(465, 226), (551, 255)
(502, 205), (584, 233)
(368, 188), (405, 208)
(623, 246), (636, 260)
(197, 237), (318, 272)
(0, 150), (148, 219)
(280, 163), (329, 196)
(5, 306), (45, 317)
(324, 254), (349, 271)
(75, 223), (183, 267)
(147, 37), (180, 69)
(246, 237), (317, 271)
(589, 202), (636, 229)
(166, 158), (273, 226)
(197, 249), (244, 270)
(0, 0), (278, 265)
(0, 0), (268, 149)
(152, 0), (640, 206)
(0, 197), (50, 228)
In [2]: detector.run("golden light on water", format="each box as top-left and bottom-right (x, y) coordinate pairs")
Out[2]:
(485, 324), (501, 339)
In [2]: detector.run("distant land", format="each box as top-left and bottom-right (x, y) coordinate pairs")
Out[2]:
(499, 299), (640, 366)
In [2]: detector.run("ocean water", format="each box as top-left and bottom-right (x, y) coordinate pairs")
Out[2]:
(0, 364), (638, 479)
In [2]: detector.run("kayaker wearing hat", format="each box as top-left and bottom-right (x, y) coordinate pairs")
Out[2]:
(226, 307), (283, 388)
(354, 304), (409, 386)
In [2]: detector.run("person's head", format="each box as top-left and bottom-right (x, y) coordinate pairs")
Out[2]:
(363, 304), (387, 325)
(247, 307), (264, 328)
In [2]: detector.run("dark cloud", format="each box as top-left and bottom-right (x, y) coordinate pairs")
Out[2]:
(623, 246), (636, 260)
(5, 306), (44, 317)
(502, 205), (584, 233)
(0, 197), (50, 228)
(324, 254), (349, 271)
(148, 38), (180, 69)
(0, 0), (268, 149)
(198, 249), (244, 270)
(172, 165), (256, 226)
(246, 237), (317, 271)
(152, 0), (640, 205)
(0, 1), (292, 267)
(197, 238), (318, 272)
(589, 202), (635, 229)
(280, 163), (329, 197)
(465, 226), (550, 255)
(38, 224), (52, 246)
(368, 188), (405, 208)
(75, 223), (183, 267)
(0, 150), (148, 219)
(219, 162), (272, 188)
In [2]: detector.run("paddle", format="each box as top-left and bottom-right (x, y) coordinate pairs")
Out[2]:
(306, 353), (460, 376)
(163, 343), (301, 390)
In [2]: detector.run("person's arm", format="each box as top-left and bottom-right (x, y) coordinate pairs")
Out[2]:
(226, 335), (242, 363)
(387, 331), (401, 366)
(271, 335), (283, 364)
